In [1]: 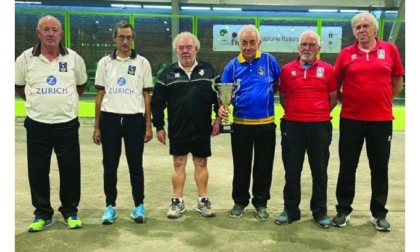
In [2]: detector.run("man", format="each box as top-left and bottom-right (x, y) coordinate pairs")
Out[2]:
(274, 30), (337, 228)
(332, 12), (404, 231)
(93, 21), (153, 224)
(15, 15), (86, 232)
(219, 24), (281, 221)
(151, 32), (221, 219)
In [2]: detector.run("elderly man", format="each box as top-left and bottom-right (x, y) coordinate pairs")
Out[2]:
(15, 15), (87, 232)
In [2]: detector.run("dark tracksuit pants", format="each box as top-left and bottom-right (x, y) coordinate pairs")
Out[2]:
(280, 120), (332, 221)
(100, 112), (146, 207)
(230, 122), (276, 209)
(336, 117), (392, 218)
(25, 117), (81, 220)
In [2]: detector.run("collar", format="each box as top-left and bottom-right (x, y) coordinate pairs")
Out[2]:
(31, 42), (68, 56)
(353, 37), (381, 52)
(178, 60), (198, 73)
(295, 56), (318, 69)
(238, 50), (262, 63)
(110, 49), (137, 60)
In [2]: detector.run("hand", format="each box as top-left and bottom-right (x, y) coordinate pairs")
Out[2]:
(218, 106), (229, 120)
(211, 117), (222, 136)
(144, 128), (153, 143)
(92, 128), (101, 145)
(156, 129), (166, 145)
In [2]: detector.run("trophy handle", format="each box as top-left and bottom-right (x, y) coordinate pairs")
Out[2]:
(211, 79), (220, 98)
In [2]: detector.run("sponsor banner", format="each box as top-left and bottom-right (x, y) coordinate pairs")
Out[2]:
(213, 25), (342, 53)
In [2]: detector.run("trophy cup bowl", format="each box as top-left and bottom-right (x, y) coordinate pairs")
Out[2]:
(212, 82), (235, 133)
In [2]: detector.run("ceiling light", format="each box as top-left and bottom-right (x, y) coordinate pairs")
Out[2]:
(308, 9), (338, 13)
(143, 5), (171, 9)
(212, 7), (242, 11)
(181, 6), (211, 10)
(339, 9), (368, 13)
(15, 1), (42, 4)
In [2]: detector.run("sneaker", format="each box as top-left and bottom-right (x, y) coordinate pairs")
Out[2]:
(255, 207), (270, 221)
(130, 204), (146, 223)
(28, 218), (53, 232)
(370, 216), (391, 231)
(229, 204), (246, 218)
(64, 216), (83, 229)
(331, 213), (350, 227)
(195, 197), (216, 218)
(315, 216), (331, 229)
(102, 205), (116, 225)
(167, 198), (186, 219)
(275, 212), (289, 225)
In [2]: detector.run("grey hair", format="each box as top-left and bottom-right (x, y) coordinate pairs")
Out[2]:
(238, 24), (261, 42)
(351, 12), (379, 33)
(37, 15), (62, 30)
(299, 30), (321, 45)
(112, 21), (136, 39)
(172, 31), (200, 52)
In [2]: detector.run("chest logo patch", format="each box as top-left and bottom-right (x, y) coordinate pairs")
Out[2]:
(258, 67), (264, 76)
(316, 67), (325, 78)
(59, 62), (67, 72)
(128, 65), (136, 75)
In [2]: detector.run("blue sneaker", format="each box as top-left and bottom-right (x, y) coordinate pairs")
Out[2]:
(315, 216), (331, 229)
(102, 205), (116, 225)
(275, 212), (289, 225)
(130, 204), (145, 223)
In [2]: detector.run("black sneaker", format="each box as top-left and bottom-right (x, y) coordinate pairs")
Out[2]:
(370, 216), (391, 231)
(229, 204), (246, 218)
(255, 207), (270, 221)
(331, 213), (350, 227)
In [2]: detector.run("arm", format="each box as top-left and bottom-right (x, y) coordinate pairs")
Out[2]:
(151, 80), (167, 145)
(15, 86), (25, 101)
(143, 90), (153, 143)
(329, 90), (338, 111)
(92, 88), (104, 145)
(77, 84), (87, 96)
(392, 76), (403, 99)
(336, 80), (344, 103)
(279, 92), (286, 109)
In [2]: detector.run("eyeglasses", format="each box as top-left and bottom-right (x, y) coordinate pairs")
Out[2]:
(299, 42), (318, 49)
(116, 35), (134, 41)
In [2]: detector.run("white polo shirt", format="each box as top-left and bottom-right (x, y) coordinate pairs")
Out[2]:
(95, 50), (153, 114)
(15, 44), (87, 123)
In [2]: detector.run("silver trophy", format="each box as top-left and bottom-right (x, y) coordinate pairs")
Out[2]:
(212, 80), (240, 133)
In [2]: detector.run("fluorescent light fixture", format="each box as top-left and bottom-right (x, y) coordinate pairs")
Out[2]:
(385, 10), (398, 14)
(15, 1), (42, 4)
(308, 9), (337, 13)
(212, 7), (242, 11)
(125, 4), (142, 8)
(111, 4), (125, 8)
(111, 4), (141, 8)
(181, 6), (211, 10)
(143, 5), (171, 9)
(339, 9), (368, 13)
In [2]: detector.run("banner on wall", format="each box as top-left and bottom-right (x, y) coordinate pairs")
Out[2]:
(213, 25), (342, 53)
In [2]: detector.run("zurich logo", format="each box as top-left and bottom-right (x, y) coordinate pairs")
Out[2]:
(117, 77), (126, 86)
(46, 76), (57, 85)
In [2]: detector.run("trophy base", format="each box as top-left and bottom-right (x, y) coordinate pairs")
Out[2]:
(220, 124), (234, 133)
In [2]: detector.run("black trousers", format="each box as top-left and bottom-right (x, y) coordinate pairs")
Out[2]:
(280, 120), (332, 221)
(230, 123), (276, 208)
(100, 112), (146, 207)
(335, 117), (392, 218)
(24, 117), (81, 220)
